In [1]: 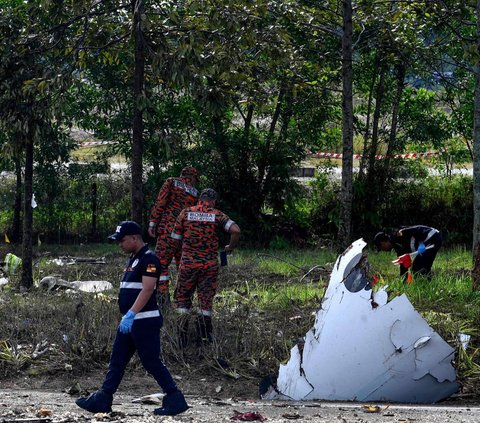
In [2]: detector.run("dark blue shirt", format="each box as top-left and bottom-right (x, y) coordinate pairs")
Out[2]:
(118, 245), (161, 320)
(391, 225), (441, 255)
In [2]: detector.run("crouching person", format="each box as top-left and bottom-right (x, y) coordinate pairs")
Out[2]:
(75, 221), (188, 416)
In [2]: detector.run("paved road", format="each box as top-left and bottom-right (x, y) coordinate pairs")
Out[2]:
(1, 389), (479, 422)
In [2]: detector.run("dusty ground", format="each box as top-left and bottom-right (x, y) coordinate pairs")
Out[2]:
(1, 356), (480, 423)
(2, 354), (479, 422)
(1, 386), (480, 423)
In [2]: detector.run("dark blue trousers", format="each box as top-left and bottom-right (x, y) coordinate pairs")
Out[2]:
(101, 317), (177, 395)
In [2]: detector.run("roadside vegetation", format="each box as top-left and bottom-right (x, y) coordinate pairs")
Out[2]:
(0, 243), (479, 398)
(0, 168), (474, 248)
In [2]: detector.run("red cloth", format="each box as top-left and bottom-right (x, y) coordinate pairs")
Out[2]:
(392, 253), (412, 269)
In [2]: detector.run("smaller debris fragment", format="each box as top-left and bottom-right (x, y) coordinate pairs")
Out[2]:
(2, 253), (22, 274)
(231, 411), (267, 421)
(362, 405), (381, 413)
(39, 276), (113, 293)
(36, 407), (52, 417)
(132, 393), (163, 404)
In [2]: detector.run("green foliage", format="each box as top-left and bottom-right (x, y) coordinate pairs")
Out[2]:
(379, 175), (472, 245)
(399, 88), (453, 149)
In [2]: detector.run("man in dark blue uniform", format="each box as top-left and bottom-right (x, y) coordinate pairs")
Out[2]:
(374, 225), (442, 277)
(75, 221), (188, 416)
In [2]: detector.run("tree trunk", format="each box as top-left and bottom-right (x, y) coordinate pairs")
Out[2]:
(366, 64), (385, 184)
(90, 178), (98, 240)
(472, 0), (480, 290)
(380, 62), (406, 193)
(385, 63), (406, 162)
(263, 83), (294, 213)
(20, 134), (34, 290)
(258, 84), (285, 188)
(338, 0), (354, 248)
(131, 0), (145, 225)
(239, 103), (254, 183)
(359, 55), (379, 178)
(12, 154), (22, 243)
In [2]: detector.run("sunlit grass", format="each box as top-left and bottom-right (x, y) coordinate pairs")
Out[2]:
(230, 248), (336, 276)
(216, 279), (324, 311)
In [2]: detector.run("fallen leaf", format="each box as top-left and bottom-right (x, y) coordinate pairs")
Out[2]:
(362, 405), (381, 413)
(37, 407), (53, 417)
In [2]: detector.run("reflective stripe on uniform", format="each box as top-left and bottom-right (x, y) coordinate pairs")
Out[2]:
(224, 219), (235, 231)
(120, 282), (143, 289)
(134, 310), (160, 319)
(410, 237), (416, 252)
(159, 275), (170, 281)
(424, 228), (439, 243)
(198, 309), (212, 317)
(176, 307), (190, 314)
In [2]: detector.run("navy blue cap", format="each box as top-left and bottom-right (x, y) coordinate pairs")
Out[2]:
(199, 188), (217, 201)
(108, 221), (142, 241)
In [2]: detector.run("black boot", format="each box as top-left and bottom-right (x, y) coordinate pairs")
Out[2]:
(196, 315), (214, 344)
(75, 389), (113, 413)
(153, 390), (189, 416)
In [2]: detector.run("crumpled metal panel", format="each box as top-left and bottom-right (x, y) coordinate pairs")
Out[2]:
(269, 239), (458, 403)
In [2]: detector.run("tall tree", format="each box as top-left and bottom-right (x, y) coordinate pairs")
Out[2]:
(0, 0), (81, 288)
(338, 0), (353, 247)
(131, 0), (145, 224)
(473, 0), (480, 290)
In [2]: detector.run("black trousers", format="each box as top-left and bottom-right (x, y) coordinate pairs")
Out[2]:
(101, 316), (177, 395)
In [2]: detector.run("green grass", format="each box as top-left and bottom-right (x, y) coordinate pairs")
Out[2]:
(229, 248), (336, 274)
(216, 279), (324, 311)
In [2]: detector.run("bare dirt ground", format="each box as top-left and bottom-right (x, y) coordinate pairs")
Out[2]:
(1, 385), (480, 423)
(1, 366), (480, 423)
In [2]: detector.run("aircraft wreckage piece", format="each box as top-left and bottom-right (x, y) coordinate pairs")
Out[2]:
(265, 239), (458, 403)
(40, 276), (113, 293)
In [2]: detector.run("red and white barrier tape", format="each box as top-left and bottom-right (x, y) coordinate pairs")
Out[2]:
(78, 142), (438, 160)
(310, 151), (438, 160)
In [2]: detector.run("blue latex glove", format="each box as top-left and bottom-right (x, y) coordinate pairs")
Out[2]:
(119, 310), (136, 333)
(417, 242), (426, 255)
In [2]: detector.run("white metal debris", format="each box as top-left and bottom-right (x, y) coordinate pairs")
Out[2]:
(264, 239), (458, 403)
(40, 276), (113, 293)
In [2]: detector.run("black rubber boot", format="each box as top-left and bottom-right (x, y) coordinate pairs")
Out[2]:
(196, 315), (214, 344)
(153, 391), (189, 416)
(75, 390), (113, 413)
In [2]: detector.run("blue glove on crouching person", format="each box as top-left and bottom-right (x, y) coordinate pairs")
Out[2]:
(119, 310), (136, 333)
(417, 242), (426, 255)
